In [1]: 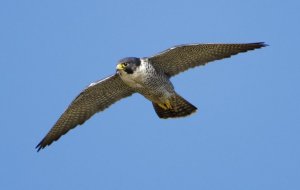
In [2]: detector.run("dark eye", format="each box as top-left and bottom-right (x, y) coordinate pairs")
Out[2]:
(123, 62), (128, 66)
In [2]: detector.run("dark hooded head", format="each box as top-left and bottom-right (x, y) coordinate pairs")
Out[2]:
(116, 57), (141, 74)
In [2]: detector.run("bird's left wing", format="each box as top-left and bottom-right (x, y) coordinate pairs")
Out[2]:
(36, 74), (134, 151)
(148, 42), (267, 77)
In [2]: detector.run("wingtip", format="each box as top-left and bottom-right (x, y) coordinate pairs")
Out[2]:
(255, 42), (269, 47)
(35, 143), (42, 152)
(35, 139), (46, 152)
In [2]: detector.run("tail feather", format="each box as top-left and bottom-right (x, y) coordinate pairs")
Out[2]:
(153, 94), (197, 119)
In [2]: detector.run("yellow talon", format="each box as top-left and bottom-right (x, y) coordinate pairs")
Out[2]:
(165, 100), (172, 109)
(158, 100), (172, 110)
(158, 103), (167, 110)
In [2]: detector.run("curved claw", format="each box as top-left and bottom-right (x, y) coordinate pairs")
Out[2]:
(158, 100), (172, 110)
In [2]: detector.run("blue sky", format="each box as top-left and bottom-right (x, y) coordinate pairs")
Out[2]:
(1, 0), (299, 189)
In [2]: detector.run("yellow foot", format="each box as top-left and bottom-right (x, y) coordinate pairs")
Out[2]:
(158, 100), (172, 110)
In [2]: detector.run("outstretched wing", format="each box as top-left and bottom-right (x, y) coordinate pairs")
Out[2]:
(36, 74), (134, 151)
(148, 42), (267, 77)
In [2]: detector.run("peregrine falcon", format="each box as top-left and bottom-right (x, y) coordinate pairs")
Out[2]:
(36, 42), (267, 151)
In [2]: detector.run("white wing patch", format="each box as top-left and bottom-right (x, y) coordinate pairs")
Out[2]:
(88, 75), (113, 87)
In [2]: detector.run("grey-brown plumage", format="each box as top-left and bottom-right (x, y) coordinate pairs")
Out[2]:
(36, 42), (267, 151)
(152, 93), (197, 118)
(149, 43), (266, 77)
(36, 74), (133, 151)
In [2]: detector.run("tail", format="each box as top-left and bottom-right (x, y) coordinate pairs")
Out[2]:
(152, 94), (197, 119)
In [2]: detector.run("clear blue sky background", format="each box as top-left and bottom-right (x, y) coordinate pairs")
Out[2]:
(1, 0), (299, 189)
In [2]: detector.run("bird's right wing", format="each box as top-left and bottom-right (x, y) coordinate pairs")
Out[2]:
(148, 42), (267, 77)
(36, 74), (134, 151)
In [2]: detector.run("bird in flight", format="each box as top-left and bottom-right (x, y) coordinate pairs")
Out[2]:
(36, 42), (267, 151)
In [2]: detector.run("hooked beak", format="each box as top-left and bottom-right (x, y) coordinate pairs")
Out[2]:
(116, 63), (124, 71)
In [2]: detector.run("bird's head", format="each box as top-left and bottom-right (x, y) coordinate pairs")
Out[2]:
(116, 57), (141, 75)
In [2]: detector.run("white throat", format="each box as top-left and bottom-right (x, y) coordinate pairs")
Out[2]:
(119, 58), (149, 88)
